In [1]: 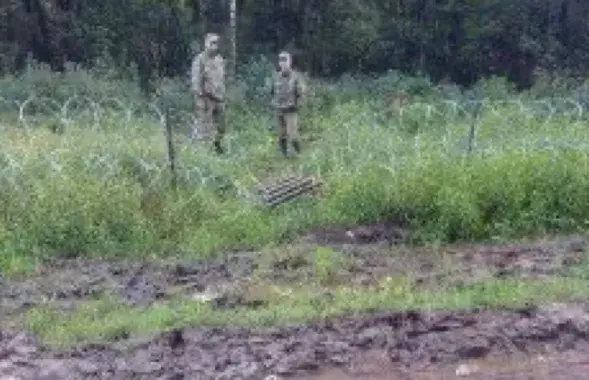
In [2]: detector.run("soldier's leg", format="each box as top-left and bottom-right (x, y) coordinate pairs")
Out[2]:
(193, 95), (206, 140)
(212, 101), (225, 154)
(276, 113), (288, 156)
(196, 96), (214, 142)
(285, 112), (301, 153)
(205, 97), (217, 142)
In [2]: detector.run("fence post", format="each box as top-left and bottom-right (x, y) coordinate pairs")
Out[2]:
(164, 107), (178, 193)
(467, 101), (482, 155)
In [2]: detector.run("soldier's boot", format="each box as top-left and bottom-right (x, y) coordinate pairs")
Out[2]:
(213, 140), (224, 155)
(279, 138), (288, 157)
(292, 140), (301, 154)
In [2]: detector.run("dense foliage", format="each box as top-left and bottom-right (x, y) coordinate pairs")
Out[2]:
(2, 0), (589, 94)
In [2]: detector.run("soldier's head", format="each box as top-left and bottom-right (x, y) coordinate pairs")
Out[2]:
(204, 33), (220, 56)
(278, 51), (292, 74)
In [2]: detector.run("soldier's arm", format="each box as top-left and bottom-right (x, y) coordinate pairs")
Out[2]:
(295, 74), (306, 104)
(191, 54), (203, 95)
(268, 74), (274, 96)
(221, 56), (226, 78)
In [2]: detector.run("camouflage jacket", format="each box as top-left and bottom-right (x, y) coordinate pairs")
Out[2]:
(191, 52), (226, 102)
(270, 70), (304, 111)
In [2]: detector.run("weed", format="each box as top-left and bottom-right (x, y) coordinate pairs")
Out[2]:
(312, 246), (345, 286)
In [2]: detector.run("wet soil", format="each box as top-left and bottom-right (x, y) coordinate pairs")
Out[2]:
(2, 303), (589, 379)
(308, 350), (589, 380)
(2, 225), (589, 379)
(2, 229), (586, 315)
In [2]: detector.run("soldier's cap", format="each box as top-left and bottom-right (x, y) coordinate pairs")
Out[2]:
(205, 33), (219, 44)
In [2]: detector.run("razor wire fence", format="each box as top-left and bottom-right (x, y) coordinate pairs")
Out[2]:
(1, 93), (589, 204)
(0, 94), (184, 132)
(1, 93), (588, 133)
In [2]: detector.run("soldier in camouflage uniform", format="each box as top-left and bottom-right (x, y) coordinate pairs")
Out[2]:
(270, 51), (305, 157)
(191, 33), (226, 154)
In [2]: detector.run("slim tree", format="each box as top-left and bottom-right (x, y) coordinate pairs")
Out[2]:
(228, 0), (236, 80)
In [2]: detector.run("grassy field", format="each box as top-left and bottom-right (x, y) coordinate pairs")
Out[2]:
(2, 77), (589, 272)
(3, 67), (589, 347)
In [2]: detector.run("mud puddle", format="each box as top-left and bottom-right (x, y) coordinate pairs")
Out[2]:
(2, 303), (589, 379)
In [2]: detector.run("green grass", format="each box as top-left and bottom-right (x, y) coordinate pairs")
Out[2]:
(23, 245), (589, 347)
(25, 268), (589, 347)
(2, 93), (589, 273)
(2, 69), (589, 275)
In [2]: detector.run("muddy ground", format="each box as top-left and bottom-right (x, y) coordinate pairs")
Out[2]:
(3, 303), (589, 379)
(2, 224), (589, 379)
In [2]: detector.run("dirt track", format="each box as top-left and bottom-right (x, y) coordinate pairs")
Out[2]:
(2, 226), (589, 379)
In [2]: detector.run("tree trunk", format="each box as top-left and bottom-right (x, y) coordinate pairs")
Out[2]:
(199, 0), (207, 40)
(229, 0), (236, 80)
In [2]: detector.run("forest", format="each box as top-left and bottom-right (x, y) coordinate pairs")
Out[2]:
(1, 0), (589, 93)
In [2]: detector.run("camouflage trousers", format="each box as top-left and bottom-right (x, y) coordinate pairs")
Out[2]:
(276, 110), (299, 142)
(193, 95), (225, 144)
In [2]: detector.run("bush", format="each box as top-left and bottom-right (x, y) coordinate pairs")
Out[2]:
(322, 149), (589, 242)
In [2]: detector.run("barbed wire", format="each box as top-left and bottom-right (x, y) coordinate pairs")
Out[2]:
(1, 94), (588, 203)
(1, 93), (588, 133)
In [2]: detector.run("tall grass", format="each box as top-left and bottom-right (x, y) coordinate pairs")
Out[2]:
(1, 60), (589, 270)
